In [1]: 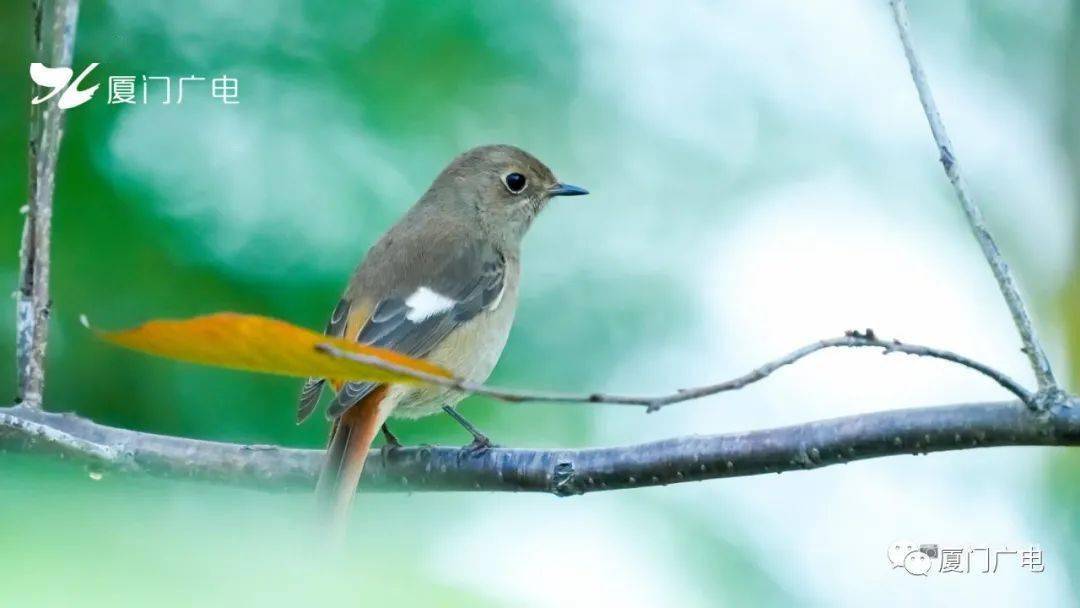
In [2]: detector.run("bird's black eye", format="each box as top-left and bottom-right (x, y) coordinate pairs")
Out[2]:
(503, 172), (527, 194)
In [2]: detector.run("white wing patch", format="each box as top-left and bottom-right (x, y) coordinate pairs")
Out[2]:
(404, 287), (456, 322)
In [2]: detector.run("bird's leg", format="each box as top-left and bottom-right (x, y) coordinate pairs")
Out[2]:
(381, 423), (402, 448)
(442, 406), (494, 453)
(379, 423), (402, 466)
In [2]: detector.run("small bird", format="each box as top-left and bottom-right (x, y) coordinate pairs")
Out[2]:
(298, 144), (587, 522)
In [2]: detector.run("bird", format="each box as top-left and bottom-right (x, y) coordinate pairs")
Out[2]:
(297, 144), (588, 523)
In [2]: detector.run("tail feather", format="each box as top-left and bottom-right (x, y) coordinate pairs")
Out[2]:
(316, 385), (390, 527)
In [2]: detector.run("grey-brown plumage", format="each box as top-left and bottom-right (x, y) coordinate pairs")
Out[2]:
(301, 144), (587, 523)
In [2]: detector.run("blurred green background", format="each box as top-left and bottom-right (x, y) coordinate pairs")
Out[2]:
(1, 0), (1078, 606)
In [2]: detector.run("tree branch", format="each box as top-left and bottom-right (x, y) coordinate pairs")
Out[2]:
(2, 400), (1078, 495)
(4, 0), (1076, 501)
(316, 329), (1035, 411)
(18, 0), (81, 408)
(888, 0), (1058, 397)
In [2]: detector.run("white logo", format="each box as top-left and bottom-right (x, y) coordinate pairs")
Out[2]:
(903, 550), (933, 576)
(29, 62), (100, 109)
(888, 540), (1044, 575)
(887, 541), (919, 569)
(29, 64), (239, 108)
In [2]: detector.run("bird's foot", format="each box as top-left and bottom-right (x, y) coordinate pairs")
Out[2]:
(461, 434), (496, 456)
(442, 405), (496, 455)
(379, 443), (400, 467)
(380, 423), (403, 466)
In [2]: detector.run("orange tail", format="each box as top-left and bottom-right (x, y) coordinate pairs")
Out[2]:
(315, 386), (389, 526)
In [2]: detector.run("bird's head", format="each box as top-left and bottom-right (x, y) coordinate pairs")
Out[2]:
(427, 144), (588, 247)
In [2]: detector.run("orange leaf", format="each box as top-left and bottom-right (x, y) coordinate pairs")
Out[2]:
(97, 312), (451, 384)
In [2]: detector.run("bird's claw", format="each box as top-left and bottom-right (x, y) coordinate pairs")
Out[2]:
(462, 435), (496, 456)
(380, 440), (402, 467)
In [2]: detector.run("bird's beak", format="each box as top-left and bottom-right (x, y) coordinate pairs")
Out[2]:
(548, 183), (589, 197)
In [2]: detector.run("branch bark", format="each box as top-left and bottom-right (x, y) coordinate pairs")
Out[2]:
(889, 0), (1059, 397)
(18, 0), (81, 408)
(2, 400), (1077, 494)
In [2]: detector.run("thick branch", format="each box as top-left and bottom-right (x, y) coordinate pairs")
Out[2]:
(18, 0), (81, 408)
(1, 401), (1077, 494)
(317, 330), (1035, 410)
(889, 0), (1058, 395)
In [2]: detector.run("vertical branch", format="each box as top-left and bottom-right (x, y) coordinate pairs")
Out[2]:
(888, 0), (1060, 397)
(17, 0), (80, 408)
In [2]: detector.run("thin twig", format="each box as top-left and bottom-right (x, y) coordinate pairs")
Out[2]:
(888, 0), (1057, 397)
(316, 329), (1035, 411)
(1, 400), (1077, 494)
(17, 0), (82, 408)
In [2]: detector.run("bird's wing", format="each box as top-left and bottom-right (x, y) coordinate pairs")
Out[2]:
(324, 241), (507, 419)
(296, 297), (356, 422)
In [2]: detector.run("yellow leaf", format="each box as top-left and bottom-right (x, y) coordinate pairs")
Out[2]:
(98, 312), (451, 384)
